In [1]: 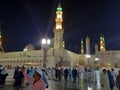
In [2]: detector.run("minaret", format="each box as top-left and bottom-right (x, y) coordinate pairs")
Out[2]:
(54, 2), (64, 49)
(81, 39), (84, 55)
(100, 34), (106, 52)
(0, 22), (4, 52)
(95, 43), (98, 54)
(86, 36), (90, 55)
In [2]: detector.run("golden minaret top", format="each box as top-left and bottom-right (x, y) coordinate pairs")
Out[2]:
(55, 2), (63, 30)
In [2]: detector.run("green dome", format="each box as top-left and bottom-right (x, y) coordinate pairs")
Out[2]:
(57, 7), (62, 11)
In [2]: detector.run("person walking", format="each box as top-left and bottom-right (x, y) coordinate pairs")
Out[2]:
(28, 67), (35, 78)
(64, 68), (68, 82)
(68, 68), (72, 81)
(100, 69), (110, 90)
(51, 68), (55, 80)
(13, 67), (24, 90)
(41, 68), (49, 88)
(107, 70), (114, 90)
(116, 70), (120, 90)
(0, 68), (8, 87)
(22, 67), (46, 90)
(58, 68), (63, 81)
(72, 68), (78, 82)
(111, 69), (116, 85)
(47, 68), (52, 80)
(55, 68), (59, 81)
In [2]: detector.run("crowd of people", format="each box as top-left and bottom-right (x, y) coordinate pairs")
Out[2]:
(25, 67), (120, 90)
(13, 66), (49, 90)
(100, 68), (120, 90)
(0, 65), (120, 90)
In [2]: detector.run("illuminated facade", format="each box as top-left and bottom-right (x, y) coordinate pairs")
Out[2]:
(91, 50), (120, 68)
(100, 34), (106, 52)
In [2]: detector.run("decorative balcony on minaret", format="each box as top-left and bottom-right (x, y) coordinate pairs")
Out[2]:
(54, 2), (64, 49)
(100, 34), (106, 52)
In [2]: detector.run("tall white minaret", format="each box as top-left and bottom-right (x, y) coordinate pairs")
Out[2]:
(53, 2), (64, 49)
(86, 36), (90, 55)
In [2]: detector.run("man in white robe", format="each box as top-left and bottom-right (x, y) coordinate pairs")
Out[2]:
(100, 69), (110, 90)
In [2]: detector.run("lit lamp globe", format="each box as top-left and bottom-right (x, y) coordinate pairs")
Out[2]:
(42, 38), (50, 47)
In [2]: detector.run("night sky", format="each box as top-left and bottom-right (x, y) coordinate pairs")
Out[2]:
(0, 0), (120, 54)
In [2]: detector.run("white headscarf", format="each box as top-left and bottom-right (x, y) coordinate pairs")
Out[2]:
(1, 68), (7, 75)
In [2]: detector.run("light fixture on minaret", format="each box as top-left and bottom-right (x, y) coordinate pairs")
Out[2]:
(53, 1), (64, 49)
(81, 38), (84, 55)
(100, 34), (106, 52)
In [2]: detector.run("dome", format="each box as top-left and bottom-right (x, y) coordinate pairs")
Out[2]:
(23, 44), (35, 51)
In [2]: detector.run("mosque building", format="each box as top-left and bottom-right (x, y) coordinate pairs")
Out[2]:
(91, 34), (120, 68)
(0, 2), (83, 68)
(0, 2), (120, 68)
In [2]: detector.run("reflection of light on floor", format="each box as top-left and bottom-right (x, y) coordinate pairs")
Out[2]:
(88, 86), (92, 90)
(81, 79), (84, 90)
(96, 71), (101, 89)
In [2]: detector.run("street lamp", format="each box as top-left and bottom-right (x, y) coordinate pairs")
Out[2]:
(41, 38), (50, 68)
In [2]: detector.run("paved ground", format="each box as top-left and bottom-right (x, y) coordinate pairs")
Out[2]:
(0, 69), (118, 90)
(0, 79), (118, 90)
(0, 80), (82, 90)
